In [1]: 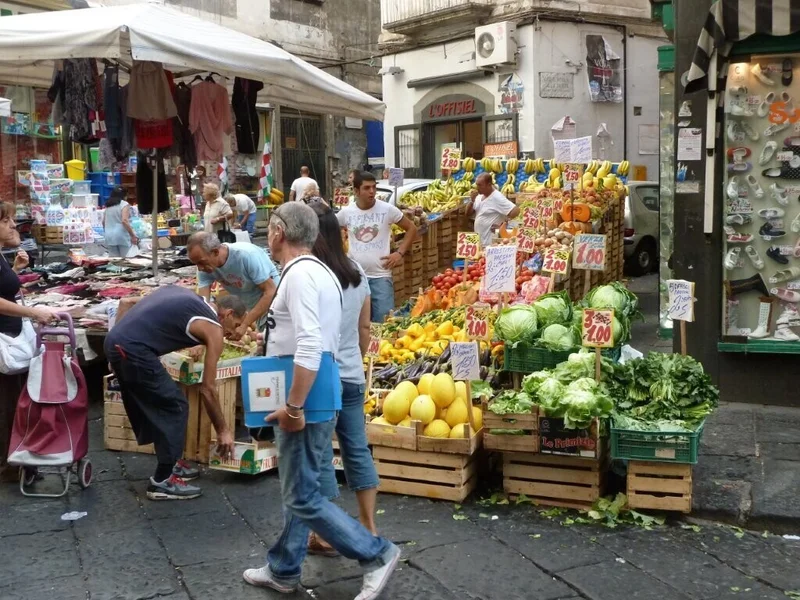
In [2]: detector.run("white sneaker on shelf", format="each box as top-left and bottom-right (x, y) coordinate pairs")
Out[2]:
(724, 247), (742, 270)
(760, 141), (778, 165)
(749, 323), (771, 339)
(776, 305), (800, 327)
(730, 104), (755, 118)
(745, 245), (764, 270)
(727, 175), (741, 200)
(747, 174), (765, 198)
(727, 122), (742, 143)
(770, 183), (789, 205)
(773, 325), (800, 341)
(752, 63), (776, 86)
(726, 214), (752, 226)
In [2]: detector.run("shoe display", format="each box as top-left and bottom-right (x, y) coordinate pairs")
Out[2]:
(752, 63), (777, 86)
(726, 274), (770, 296)
(727, 232), (754, 243)
(730, 103), (755, 118)
(724, 247), (742, 270)
(773, 325), (800, 341)
(764, 121), (789, 137)
(747, 174), (765, 198)
(758, 92), (777, 117)
(792, 213), (800, 233)
(726, 176), (741, 200)
(781, 91), (795, 111)
(745, 245), (764, 270)
(749, 297), (775, 339)
(767, 247), (790, 264)
(760, 141), (778, 165)
(726, 214), (752, 226)
(728, 162), (752, 173)
(772, 288), (800, 302)
(776, 305), (800, 327)
(727, 122), (742, 143)
(770, 183), (789, 205)
(728, 147), (751, 162)
(769, 266), (800, 284)
(758, 207), (785, 219)
(795, 238), (800, 258)
(729, 85), (748, 96)
(759, 222), (786, 239)
(741, 121), (760, 140)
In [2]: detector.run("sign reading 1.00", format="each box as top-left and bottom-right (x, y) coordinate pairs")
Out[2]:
(581, 308), (615, 348)
(572, 233), (607, 271)
(542, 248), (570, 275)
(465, 305), (491, 340)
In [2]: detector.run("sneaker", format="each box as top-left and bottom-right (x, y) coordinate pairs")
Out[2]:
(767, 247), (790, 264)
(355, 544), (402, 600)
(724, 247), (742, 270)
(760, 222), (786, 239)
(172, 459), (200, 481)
(729, 85), (748, 96)
(758, 92), (777, 117)
(728, 147), (751, 163)
(727, 122), (743, 143)
(146, 475), (202, 501)
(730, 103), (754, 118)
(760, 141), (778, 165)
(752, 63), (776, 86)
(745, 245), (764, 270)
(726, 214), (752, 226)
(764, 122), (789, 137)
(749, 323), (771, 339)
(741, 121), (760, 141)
(747, 174), (764, 198)
(758, 207), (785, 219)
(242, 565), (297, 594)
(773, 326), (800, 341)
(770, 183), (789, 205)
(726, 176), (741, 200)
(727, 233), (754, 244)
(792, 213), (800, 233)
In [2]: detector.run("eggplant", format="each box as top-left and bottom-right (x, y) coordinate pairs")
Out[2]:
(439, 345), (451, 363)
(479, 366), (489, 381)
(480, 348), (491, 366)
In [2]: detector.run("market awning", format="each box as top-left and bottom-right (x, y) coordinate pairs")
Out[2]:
(685, 0), (800, 94)
(0, 3), (385, 121)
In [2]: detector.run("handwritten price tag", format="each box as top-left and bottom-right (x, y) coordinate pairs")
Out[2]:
(582, 308), (615, 348)
(667, 279), (695, 322)
(388, 168), (404, 187)
(366, 323), (382, 358)
(484, 244), (518, 293)
(572, 233), (607, 271)
(456, 232), (481, 259)
(563, 164), (583, 190)
(333, 187), (351, 207)
(538, 198), (554, 221)
(542, 248), (570, 275)
(522, 207), (540, 230)
(449, 341), (481, 381)
(553, 197), (564, 212)
(441, 147), (462, 171)
(517, 228), (536, 254)
(465, 306), (491, 340)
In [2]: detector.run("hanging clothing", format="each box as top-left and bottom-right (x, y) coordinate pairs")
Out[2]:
(189, 80), (232, 163)
(63, 58), (98, 143)
(172, 83), (196, 168)
(127, 61), (177, 121)
(134, 70), (176, 150)
(136, 152), (170, 214)
(232, 77), (263, 154)
(48, 65), (65, 126)
(103, 65), (122, 140)
(119, 85), (135, 157)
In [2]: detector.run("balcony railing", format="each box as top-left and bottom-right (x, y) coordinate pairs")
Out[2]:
(381, 0), (493, 34)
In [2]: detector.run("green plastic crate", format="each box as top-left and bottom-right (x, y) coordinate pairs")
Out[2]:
(610, 420), (704, 465)
(503, 344), (621, 373)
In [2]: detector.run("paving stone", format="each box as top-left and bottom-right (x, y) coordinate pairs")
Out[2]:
(751, 458), (800, 524)
(131, 478), (228, 521)
(410, 538), (573, 600)
(0, 496), (70, 537)
(180, 558), (287, 600)
(0, 530), (80, 586)
(86, 449), (126, 483)
(704, 403), (755, 426)
(755, 406), (800, 445)
(118, 451), (160, 481)
(67, 480), (148, 535)
(314, 563), (460, 600)
(700, 420), (757, 458)
(300, 553), (365, 589)
(155, 509), (264, 567)
(0, 575), (88, 600)
(759, 442), (800, 462)
(692, 479), (752, 522)
(559, 559), (692, 600)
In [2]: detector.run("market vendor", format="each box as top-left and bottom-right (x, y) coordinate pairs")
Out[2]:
(469, 172), (520, 247)
(105, 286), (243, 501)
(187, 232), (279, 337)
(225, 193), (257, 236)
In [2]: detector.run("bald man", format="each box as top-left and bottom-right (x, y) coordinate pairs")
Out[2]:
(289, 166), (317, 203)
(468, 172), (520, 247)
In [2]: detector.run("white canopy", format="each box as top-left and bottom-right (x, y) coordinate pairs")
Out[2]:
(0, 3), (384, 121)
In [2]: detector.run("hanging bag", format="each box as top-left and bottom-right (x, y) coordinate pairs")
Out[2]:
(217, 216), (236, 244)
(0, 289), (38, 375)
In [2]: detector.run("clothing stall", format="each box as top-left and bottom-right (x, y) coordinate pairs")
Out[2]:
(0, 3), (385, 274)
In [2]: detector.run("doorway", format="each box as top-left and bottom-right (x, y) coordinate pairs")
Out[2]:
(422, 118), (485, 177)
(280, 109), (325, 197)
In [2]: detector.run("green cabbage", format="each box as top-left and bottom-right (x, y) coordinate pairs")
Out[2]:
(495, 305), (538, 344)
(537, 323), (576, 351)
(532, 291), (573, 328)
(521, 370), (551, 396)
(583, 282), (640, 320)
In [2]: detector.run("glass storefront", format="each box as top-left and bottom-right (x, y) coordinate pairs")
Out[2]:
(658, 69), (675, 336)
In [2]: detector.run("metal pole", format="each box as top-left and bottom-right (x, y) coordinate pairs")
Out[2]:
(151, 155), (158, 276)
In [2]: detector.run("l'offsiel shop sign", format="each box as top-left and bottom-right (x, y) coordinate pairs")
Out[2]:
(421, 95), (486, 122)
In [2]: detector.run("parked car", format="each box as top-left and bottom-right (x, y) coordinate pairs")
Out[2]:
(376, 179), (434, 206)
(623, 181), (659, 276)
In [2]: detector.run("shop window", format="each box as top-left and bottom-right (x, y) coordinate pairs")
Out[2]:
(394, 124), (421, 178)
(636, 185), (659, 211)
(484, 114), (518, 144)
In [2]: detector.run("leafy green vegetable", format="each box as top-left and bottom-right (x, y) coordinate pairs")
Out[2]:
(470, 380), (494, 400)
(583, 281), (641, 320)
(532, 290), (572, 328)
(549, 378), (614, 429)
(495, 305), (539, 344)
(537, 323), (577, 351)
(488, 390), (535, 414)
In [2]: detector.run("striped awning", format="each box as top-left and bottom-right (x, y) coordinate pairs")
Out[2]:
(686, 0), (800, 93)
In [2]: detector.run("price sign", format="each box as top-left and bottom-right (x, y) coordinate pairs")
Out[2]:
(456, 232), (481, 259)
(465, 306), (491, 340)
(563, 164), (584, 190)
(441, 147), (462, 171)
(666, 279), (696, 322)
(553, 197), (564, 212)
(366, 323), (382, 358)
(333, 187), (351, 207)
(522, 207), (540, 230)
(539, 198), (554, 221)
(572, 233), (607, 271)
(542, 248), (570, 275)
(388, 168), (404, 187)
(449, 341), (481, 381)
(517, 228), (536, 254)
(581, 308), (615, 348)
(484, 244), (518, 293)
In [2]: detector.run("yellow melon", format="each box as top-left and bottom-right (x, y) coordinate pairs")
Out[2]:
(471, 406), (483, 430)
(398, 417), (412, 427)
(423, 419), (451, 438)
(449, 423), (473, 439)
(444, 399), (469, 428)
(370, 416), (391, 426)
(417, 373), (435, 395)
(382, 390), (410, 425)
(430, 373), (456, 409)
(409, 395), (436, 425)
(395, 381), (419, 404)
(455, 381), (468, 402)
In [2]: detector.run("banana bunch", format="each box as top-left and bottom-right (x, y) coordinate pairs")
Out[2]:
(548, 168), (562, 189)
(480, 158), (503, 173)
(506, 158), (519, 174)
(586, 160), (601, 175)
(501, 173), (516, 196)
(617, 160), (630, 176)
(597, 160), (613, 178)
(463, 157), (477, 172)
(462, 171), (474, 182)
(524, 158), (546, 174)
(268, 187), (284, 205)
(453, 179), (473, 195)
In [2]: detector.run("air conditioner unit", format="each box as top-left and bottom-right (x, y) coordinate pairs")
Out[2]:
(475, 22), (517, 69)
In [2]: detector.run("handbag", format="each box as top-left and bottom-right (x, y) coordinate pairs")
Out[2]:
(217, 219), (236, 244)
(0, 290), (37, 375)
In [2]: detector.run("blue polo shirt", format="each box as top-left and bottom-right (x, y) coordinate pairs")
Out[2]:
(197, 243), (279, 311)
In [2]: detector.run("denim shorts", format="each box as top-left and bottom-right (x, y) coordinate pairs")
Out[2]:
(368, 277), (394, 323)
(319, 381), (379, 499)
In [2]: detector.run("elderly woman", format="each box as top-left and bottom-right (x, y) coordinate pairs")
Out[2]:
(202, 183), (233, 234)
(300, 182), (328, 207)
(242, 202), (399, 598)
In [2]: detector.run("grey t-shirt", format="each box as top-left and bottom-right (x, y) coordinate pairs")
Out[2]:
(337, 260), (371, 384)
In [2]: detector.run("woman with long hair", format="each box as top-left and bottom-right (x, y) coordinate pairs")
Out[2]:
(103, 186), (139, 257)
(308, 202), (379, 555)
(0, 202), (59, 482)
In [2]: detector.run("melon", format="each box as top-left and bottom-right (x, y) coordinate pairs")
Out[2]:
(409, 395), (436, 425)
(382, 390), (410, 425)
(455, 381), (468, 402)
(417, 373), (435, 395)
(471, 406), (483, 430)
(449, 423), (473, 439)
(444, 399), (469, 428)
(395, 380), (419, 404)
(370, 416), (391, 426)
(423, 419), (451, 438)
(430, 373), (456, 409)
(398, 417), (412, 428)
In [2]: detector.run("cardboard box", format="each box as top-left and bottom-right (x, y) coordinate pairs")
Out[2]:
(539, 416), (603, 459)
(161, 351), (245, 385)
(208, 440), (278, 475)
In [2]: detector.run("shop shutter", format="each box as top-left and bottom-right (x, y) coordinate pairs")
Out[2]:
(394, 124), (422, 178)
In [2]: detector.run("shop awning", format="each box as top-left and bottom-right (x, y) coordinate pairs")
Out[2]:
(685, 0), (800, 94)
(0, 3), (385, 121)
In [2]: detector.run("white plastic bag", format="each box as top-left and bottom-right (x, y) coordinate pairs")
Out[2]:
(0, 319), (37, 375)
(125, 244), (139, 258)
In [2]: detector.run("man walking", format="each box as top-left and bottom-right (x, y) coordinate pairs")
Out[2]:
(187, 232), (279, 338)
(243, 202), (400, 600)
(105, 287), (243, 500)
(289, 166), (317, 203)
(226, 193), (257, 236)
(469, 172), (520, 247)
(337, 171), (417, 322)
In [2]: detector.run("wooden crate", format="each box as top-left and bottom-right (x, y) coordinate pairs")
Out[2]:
(627, 461), (692, 513)
(417, 427), (483, 455)
(31, 224), (45, 244)
(45, 226), (63, 244)
(182, 378), (238, 464)
(366, 419), (421, 451)
(104, 401), (156, 454)
(483, 409), (539, 453)
(502, 452), (606, 510)
(332, 439), (343, 471)
(374, 446), (478, 502)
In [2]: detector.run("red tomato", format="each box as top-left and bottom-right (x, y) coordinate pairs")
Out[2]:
(445, 268), (454, 276)
(433, 274), (444, 284)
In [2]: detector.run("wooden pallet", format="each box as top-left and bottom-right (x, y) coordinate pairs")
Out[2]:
(373, 446), (478, 502)
(182, 378), (238, 464)
(502, 452), (606, 510)
(627, 461), (692, 513)
(484, 410), (539, 453)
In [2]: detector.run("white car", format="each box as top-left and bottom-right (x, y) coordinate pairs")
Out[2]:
(375, 179), (435, 206)
(623, 181), (660, 276)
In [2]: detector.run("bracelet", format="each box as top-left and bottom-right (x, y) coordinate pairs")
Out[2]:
(286, 402), (305, 412)
(286, 410), (303, 420)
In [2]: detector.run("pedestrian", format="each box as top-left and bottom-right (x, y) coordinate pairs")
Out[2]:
(289, 165), (317, 203)
(225, 193), (257, 236)
(242, 202), (400, 599)
(187, 232), (279, 337)
(104, 286), (241, 500)
(469, 172), (520, 247)
(337, 171), (417, 322)
(102, 186), (139, 257)
(300, 181), (329, 207)
(0, 202), (60, 484)
(310, 202), (379, 556)
(202, 183), (234, 234)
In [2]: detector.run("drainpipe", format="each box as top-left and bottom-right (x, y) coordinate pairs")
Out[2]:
(622, 26), (628, 161)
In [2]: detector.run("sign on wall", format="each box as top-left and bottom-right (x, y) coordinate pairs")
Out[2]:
(421, 95), (486, 122)
(539, 72), (575, 99)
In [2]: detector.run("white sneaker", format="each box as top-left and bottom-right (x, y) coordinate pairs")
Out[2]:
(726, 214), (752, 226)
(727, 176), (741, 200)
(242, 566), (297, 594)
(752, 63), (776, 86)
(760, 141), (778, 165)
(776, 306), (800, 326)
(355, 544), (401, 600)
(770, 183), (789, 205)
(745, 245), (764, 270)
(758, 207), (785, 219)
(724, 247), (742, 270)
(792, 213), (800, 233)
(749, 324), (771, 339)
(727, 122), (743, 143)
(747, 174), (764, 198)
(773, 325), (800, 341)
(741, 121), (760, 141)
(730, 104), (754, 118)
(764, 122), (789, 137)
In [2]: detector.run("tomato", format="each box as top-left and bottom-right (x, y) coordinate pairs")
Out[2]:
(515, 276), (525, 285)
(445, 268), (454, 276)
(433, 274), (444, 284)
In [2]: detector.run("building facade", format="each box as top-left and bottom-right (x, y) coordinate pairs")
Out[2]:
(380, 0), (666, 182)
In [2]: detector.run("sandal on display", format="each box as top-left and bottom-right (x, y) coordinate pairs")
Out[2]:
(768, 267), (800, 284)
(759, 141), (778, 165)
(771, 288), (800, 302)
(767, 246), (790, 264)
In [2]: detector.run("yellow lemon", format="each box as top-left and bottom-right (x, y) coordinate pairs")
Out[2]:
(423, 419), (451, 438)
(409, 395), (437, 425)
(430, 373), (456, 409)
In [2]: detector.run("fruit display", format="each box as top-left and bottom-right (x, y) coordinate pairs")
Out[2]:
(398, 178), (471, 214)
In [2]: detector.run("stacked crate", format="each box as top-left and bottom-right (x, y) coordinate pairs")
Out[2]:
(423, 219), (440, 282)
(103, 375), (155, 454)
(407, 239), (425, 293)
(439, 212), (455, 269)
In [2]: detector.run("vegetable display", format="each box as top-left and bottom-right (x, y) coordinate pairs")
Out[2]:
(495, 305), (538, 345)
(531, 290), (573, 329)
(582, 281), (642, 321)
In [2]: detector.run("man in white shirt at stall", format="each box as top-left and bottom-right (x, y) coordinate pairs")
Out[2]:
(469, 172), (520, 247)
(242, 201), (400, 600)
(226, 193), (257, 236)
(289, 166), (317, 203)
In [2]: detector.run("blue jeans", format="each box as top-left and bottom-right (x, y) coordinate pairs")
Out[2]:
(268, 420), (393, 585)
(107, 244), (131, 257)
(368, 277), (394, 323)
(244, 213), (256, 236)
(319, 382), (379, 499)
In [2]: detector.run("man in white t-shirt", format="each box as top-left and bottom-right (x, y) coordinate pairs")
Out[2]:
(242, 201), (400, 598)
(337, 171), (417, 322)
(289, 166), (317, 203)
(469, 172), (520, 247)
(225, 193), (257, 235)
